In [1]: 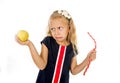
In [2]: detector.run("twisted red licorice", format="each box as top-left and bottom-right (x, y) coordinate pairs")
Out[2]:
(83, 32), (96, 76)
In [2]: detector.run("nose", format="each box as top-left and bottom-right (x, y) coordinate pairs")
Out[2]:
(54, 29), (60, 35)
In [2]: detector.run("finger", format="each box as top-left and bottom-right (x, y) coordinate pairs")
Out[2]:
(15, 35), (20, 42)
(15, 35), (26, 45)
(15, 35), (21, 43)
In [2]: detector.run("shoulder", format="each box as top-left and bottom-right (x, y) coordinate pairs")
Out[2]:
(67, 43), (78, 57)
(42, 36), (54, 42)
(41, 36), (55, 49)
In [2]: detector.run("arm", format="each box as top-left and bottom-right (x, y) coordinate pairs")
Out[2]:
(15, 36), (48, 70)
(70, 55), (89, 75)
(70, 49), (96, 75)
(28, 41), (48, 70)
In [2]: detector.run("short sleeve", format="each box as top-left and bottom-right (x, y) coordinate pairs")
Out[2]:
(41, 36), (51, 50)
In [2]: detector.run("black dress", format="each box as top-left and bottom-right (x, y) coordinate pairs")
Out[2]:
(36, 36), (75, 83)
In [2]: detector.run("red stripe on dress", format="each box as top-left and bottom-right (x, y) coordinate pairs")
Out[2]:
(52, 46), (66, 83)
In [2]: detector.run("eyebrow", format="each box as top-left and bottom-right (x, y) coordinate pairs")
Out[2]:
(50, 26), (64, 28)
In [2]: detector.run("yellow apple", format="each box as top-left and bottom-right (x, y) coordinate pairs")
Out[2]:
(17, 30), (29, 42)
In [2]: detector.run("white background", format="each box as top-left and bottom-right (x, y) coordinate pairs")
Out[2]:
(0, 0), (120, 83)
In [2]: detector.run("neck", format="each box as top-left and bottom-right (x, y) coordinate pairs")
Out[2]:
(56, 40), (70, 46)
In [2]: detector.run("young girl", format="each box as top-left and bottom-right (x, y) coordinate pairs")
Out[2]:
(16, 10), (96, 83)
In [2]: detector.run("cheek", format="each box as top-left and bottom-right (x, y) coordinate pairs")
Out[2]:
(65, 28), (69, 34)
(63, 30), (69, 37)
(51, 33), (54, 36)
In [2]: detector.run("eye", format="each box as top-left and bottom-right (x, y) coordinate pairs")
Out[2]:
(50, 28), (55, 31)
(58, 27), (63, 30)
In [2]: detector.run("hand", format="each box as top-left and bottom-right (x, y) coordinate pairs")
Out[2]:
(87, 49), (96, 61)
(15, 35), (30, 46)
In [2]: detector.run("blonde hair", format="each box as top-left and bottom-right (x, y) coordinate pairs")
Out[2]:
(47, 10), (78, 55)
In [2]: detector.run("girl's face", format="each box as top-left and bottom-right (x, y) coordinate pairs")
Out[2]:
(49, 18), (69, 45)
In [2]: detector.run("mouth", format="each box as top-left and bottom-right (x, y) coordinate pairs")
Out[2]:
(55, 37), (63, 40)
